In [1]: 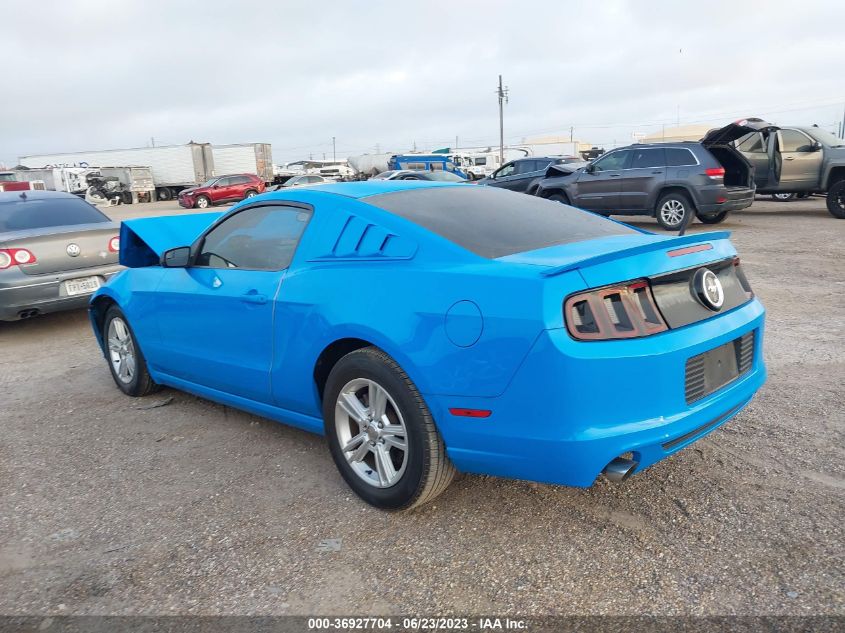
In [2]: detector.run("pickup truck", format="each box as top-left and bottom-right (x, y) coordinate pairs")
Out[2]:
(736, 125), (845, 219)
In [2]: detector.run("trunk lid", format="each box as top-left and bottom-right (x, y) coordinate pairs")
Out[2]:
(499, 231), (734, 285)
(120, 212), (223, 267)
(701, 118), (779, 146)
(0, 223), (120, 275)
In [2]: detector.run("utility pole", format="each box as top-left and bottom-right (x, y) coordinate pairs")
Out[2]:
(332, 137), (336, 162)
(455, 135), (459, 150)
(496, 74), (509, 163)
(150, 137), (155, 147)
(839, 102), (845, 138)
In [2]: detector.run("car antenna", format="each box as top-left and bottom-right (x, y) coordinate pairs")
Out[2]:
(19, 191), (27, 201)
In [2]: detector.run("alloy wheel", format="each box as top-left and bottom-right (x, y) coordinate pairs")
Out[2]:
(334, 378), (408, 488)
(107, 317), (136, 384)
(660, 199), (685, 227)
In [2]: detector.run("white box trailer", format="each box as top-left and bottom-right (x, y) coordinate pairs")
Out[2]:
(18, 143), (215, 201)
(211, 143), (273, 184)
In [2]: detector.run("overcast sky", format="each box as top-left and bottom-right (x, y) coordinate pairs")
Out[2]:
(2, 0), (844, 167)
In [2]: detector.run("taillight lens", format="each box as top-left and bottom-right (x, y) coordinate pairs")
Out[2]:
(109, 236), (120, 252)
(705, 167), (725, 179)
(0, 248), (37, 269)
(564, 279), (667, 341)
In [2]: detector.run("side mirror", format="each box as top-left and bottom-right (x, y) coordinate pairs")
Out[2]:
(585, 163), (596, 174)
(811, 141), (822, 151)
(162, 246), (191, 268)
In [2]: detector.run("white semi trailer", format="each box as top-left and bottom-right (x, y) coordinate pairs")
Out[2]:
(19, 143), (216, 201)
(211, 143), (274, 185)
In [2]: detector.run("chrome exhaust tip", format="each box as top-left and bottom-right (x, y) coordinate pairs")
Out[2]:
(603, 457), (639, 483)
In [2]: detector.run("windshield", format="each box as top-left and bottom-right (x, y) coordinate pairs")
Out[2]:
(0, 196), (110, 232)
(199, 178), (218, 188)
(804, 127), (845, 148)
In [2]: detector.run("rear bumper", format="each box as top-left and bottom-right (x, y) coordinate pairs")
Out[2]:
(430, 298), (766, 487)
(696, 186), (755, 214)
(0, 264), (122, 320)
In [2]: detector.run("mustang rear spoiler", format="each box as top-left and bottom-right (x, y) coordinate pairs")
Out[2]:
(119, 212), (223, 267)
(539, 231), (731, 277)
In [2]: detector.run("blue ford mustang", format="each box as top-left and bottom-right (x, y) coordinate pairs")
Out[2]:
(89, 181), (766, 509)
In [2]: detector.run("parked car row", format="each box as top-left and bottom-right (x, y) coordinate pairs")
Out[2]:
(470, 118), (845, 230)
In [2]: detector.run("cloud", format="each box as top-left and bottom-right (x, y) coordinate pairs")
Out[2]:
(1, 0), (842, 167)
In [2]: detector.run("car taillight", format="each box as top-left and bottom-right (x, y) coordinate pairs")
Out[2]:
(705, 167), (725, 179)
(109, 236), (120, 252)
(564, 279), (667, 341)
(0, 248), (37, 269)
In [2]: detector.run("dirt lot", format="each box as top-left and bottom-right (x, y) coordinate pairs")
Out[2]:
(0, 196), (842, 616)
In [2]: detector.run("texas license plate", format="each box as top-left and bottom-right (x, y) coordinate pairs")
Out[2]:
(64, 276), (101, 296)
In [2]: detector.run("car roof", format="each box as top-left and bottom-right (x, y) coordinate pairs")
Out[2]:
(0, 190), (81, 202)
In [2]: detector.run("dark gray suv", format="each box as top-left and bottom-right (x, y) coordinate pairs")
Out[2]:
(535, 120), (772, 230)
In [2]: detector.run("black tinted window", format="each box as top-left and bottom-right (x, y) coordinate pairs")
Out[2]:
(631, 148), (665, 168)
(196, 204), (311, 270)
(0, 195), (110, 232)
(365, 186), (635, 259)
(665, 148), (697, 166)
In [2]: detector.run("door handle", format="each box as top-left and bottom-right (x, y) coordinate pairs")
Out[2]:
(240, 291), (267, 304)
(651, 170), (663, 174)
(609, 174), (621, 177)
(785, 156), (795, 161)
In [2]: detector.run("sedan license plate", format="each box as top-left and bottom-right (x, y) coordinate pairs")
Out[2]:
(64, 276), (101, 296)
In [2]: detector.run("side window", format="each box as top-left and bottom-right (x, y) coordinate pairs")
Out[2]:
(216, 177), (232, 187)
(630, 148), (666, 168)
(665, 148), (698, 166)
(430, 162), (444, 171)
(196, 205), (312, 271)
(513, 160), (534, 175)
(496, 163), (515, 178)
(780, 129), (814, 152)
(592, 150), (629, 172)
(736, 132), (765, 153)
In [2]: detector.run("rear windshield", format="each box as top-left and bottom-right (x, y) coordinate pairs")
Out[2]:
(365, 186), (635, 258)
(0, 196), (110, 232)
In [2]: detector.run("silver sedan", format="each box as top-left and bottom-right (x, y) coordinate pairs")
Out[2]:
(0, 190), (122, 321)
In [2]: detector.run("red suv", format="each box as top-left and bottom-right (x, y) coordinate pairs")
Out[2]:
(178, 174), (265, 209)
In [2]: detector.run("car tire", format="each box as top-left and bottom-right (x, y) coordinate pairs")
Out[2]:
(195, 195), (210, 209)
(548, 193), (570, 204)
(323, 346), (455, 510)
(243, 189), (258, 200)
(826, 181), (845, 219)
(157, 187), (172, 201)
(772, 192), (796, 202)
(121, 191), (133, 205)
(656, 192), (694, 231)
(696, 210), (729, 224)
(103, 306), (160, 397)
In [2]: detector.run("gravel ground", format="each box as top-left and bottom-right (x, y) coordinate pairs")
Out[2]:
(0, 196), (842, 616)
